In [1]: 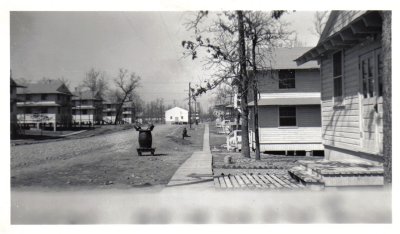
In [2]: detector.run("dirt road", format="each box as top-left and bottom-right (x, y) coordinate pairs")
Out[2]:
(11, 124), (205, 190)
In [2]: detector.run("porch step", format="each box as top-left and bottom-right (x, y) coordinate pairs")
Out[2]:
(288, 166), (324, 189)
(290, 160), (384, 187)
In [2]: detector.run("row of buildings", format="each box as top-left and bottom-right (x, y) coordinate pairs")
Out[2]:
(220, 11), (386, 164)
(10, 79), (136, 135)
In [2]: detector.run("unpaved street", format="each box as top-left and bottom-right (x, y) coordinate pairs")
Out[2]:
(11, 124), (205, 189)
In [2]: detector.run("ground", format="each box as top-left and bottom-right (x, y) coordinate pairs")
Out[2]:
(11, 124), (204, 190)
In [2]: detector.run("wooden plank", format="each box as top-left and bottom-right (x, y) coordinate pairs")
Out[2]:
(253, 174), (268, 188)
(258, 175), (276, 189)
(264, 174), (283, 188)
(269, 174), (291, 188)
(234, 175), (248, 188)
(213, 177), (220, 188)
(224, 175), (233, 189)
(229, 175), (240, 188)
(245, 174), (262, 188)
(218, 176), (227, 189)
(240, 174), (255, 188)
(278, 175), (300, 188)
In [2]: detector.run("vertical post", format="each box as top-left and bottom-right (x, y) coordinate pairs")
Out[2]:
(189, 82), (192, 129)
(194, 98), (197, 125)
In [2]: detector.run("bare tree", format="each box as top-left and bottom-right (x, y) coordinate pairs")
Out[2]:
(58, 76), (71, 89)
(311, 11), (329, 37)
(83, 68), (108, 98)
(113, 68), (141, 125)
(38, 77), (53, 84)
(182, 11), (291, 158)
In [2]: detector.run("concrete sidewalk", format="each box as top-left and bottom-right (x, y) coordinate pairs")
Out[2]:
(165, 124), (214, 189)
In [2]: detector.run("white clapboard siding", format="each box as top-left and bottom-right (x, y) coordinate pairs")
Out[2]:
(259, 127), (322, 144)
(320, 39), (382, 154)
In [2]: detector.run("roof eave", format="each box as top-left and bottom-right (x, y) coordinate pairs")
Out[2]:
(296, 11), (383, 65)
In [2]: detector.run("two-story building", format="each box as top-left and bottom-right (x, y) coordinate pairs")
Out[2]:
(72, 90), (103, 125)
(102, 99), (118, 124)
(122, 101), (135, 124)
(295, 11), (385, 163)
(10, 78), (25, 138)
(16, 80), (73, 131)
(248, 47), (323, 156)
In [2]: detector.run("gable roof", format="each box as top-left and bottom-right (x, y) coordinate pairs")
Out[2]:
(10, 78), (25, 88)
(296, 11), (383, 65)
(17, 80), (73, 95)
(166, 107), (188, 113)
(318, 11), (367, 44)
(72, 90), (102, 100)
(267, 47), (319, 70)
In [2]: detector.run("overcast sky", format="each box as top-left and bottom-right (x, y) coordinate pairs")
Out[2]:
(10, 11), (319, 109)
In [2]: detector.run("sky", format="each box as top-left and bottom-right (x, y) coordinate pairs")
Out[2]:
(10, 11), (320, 109)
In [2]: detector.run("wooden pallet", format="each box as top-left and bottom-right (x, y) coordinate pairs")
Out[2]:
(214, 173), (305, 190)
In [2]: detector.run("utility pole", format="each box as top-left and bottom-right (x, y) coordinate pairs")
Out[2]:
(188, 82), (192, 128)
(194, 97), (197, 125)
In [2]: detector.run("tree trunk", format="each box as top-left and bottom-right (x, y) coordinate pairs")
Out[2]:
(251, 36), (261, 160)
(382, 11), (392, 184)
(237, 10), (250, 158)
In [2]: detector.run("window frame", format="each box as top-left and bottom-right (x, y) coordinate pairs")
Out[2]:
(278, 69), (296, 89)
(278, 106), (297, 127)
(332, 50), (344, 102)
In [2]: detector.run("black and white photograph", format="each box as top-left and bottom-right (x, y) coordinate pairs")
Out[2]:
(1, 0), (397, 231)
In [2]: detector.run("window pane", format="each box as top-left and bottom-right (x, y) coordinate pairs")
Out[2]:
(368, 58), (374, 97)
(333, 51), (342, 77)
(362, 60), (368, 98)
(279, 70), (295, 89)
(280, 117), (296, 126)
(334, 77), (342, 97)
(279, 106), (296, 126)
(377, 53), (383, 96)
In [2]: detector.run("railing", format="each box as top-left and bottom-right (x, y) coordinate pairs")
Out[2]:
(17, 113), (56, 123)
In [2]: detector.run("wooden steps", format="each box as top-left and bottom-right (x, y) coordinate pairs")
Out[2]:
(214, 173), (305, 190)
(289, 160), (385, 187)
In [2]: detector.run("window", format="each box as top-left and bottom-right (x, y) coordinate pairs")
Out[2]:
(181, 116), (183, 119)
(41, 107), (47, 114)
(41, 94), (48, 100)
(279, 106), (296, 127)
(72, 110), (76, 115)
(170, 116), (172, 120)
(82, 110), (88, 115)
(377, 53), (383, 97)
(26, 107), (32, 114)
(333, 51), (343, 97)
(278, 70), (295, 89)
(25, 94), (31, 101)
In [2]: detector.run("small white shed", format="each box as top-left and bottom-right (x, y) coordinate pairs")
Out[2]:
(165, 107), (188, 124)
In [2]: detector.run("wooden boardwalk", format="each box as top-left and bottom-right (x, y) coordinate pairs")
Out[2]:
(214, 173), (305, 190)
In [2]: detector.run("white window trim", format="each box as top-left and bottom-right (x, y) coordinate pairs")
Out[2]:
(332, 50), (345, 106)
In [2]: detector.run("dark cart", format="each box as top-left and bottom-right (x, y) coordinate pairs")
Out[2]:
(134, 125), (155, 156)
